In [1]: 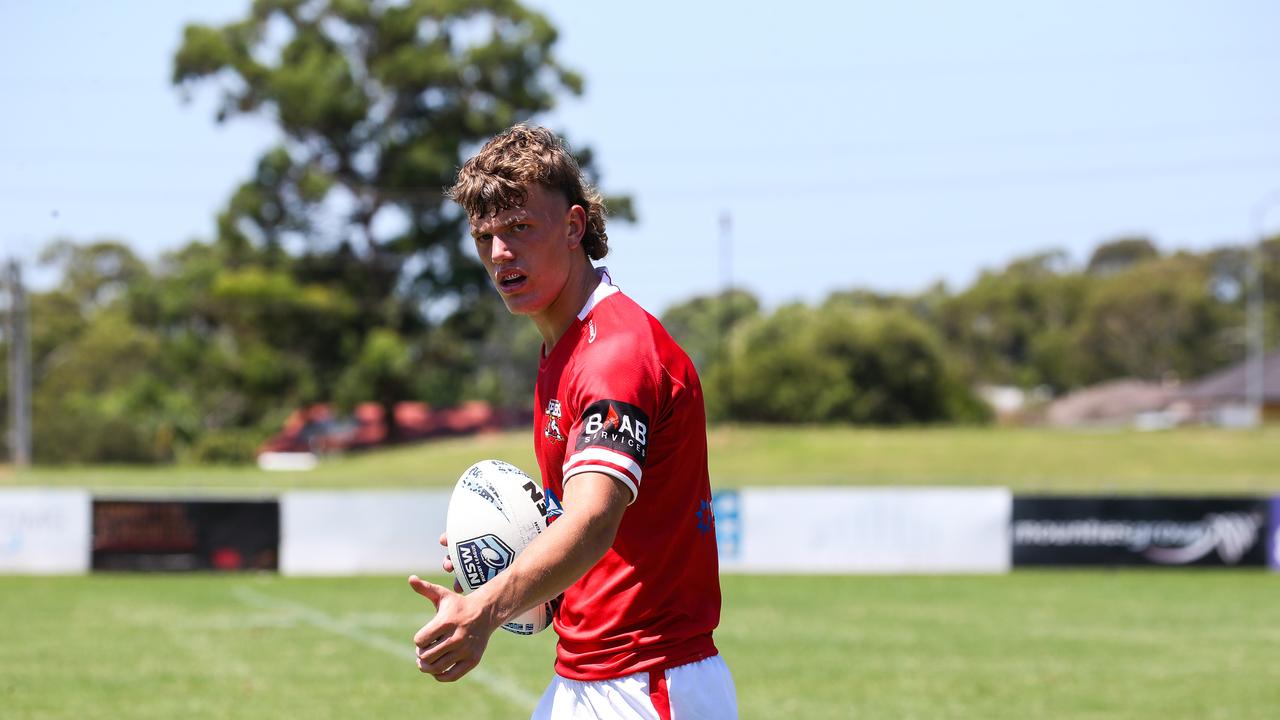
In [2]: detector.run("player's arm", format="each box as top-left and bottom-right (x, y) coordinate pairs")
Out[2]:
(409, 471), (629, 682)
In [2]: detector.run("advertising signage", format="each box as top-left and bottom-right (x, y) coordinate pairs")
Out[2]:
(1013, 497), (1268, 568)
(92, 499), (279, 572)
(1270, 497), (1280, 572)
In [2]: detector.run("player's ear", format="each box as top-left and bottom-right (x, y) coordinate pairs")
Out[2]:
(565, 204), (586, 250)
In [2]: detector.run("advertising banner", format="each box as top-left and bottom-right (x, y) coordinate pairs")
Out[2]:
(92, 498), (279, 571)
(720, 488), (1011, 573)
(0, 489), (92, 574)
(711, 490), (741, 565)
(1012, 497), (1268, 567)
(1270, 497), (1280, 572)
(281, 491), (449, 575)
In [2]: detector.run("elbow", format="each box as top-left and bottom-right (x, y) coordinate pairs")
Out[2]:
(575, 498), (626, 567)
(583, 517), (620, 562)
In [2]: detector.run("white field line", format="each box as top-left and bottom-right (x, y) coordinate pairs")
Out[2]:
(231, 586), (540, 710)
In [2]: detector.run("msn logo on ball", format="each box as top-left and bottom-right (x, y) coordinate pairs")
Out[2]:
(456, 534), (514, 588)
(579, 400), (649, 459)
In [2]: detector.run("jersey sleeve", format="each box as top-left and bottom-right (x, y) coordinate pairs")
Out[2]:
(561, 347), (659, 504)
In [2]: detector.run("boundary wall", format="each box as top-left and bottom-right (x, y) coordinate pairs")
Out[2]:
(2, 487), (1276, 574)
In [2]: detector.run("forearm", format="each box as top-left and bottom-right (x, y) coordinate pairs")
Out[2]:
(469, 472), (627, 626)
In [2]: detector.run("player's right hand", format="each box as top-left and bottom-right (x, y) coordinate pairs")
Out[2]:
(439, 533), (462, 593)
(409, 575), (497, 682)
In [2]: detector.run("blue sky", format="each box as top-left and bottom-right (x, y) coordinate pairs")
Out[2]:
(3, 1), (1279, 315)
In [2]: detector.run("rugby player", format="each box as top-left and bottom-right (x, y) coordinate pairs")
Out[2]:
(409, 125), (737, 718)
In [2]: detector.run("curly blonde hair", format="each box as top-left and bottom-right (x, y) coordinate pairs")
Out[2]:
(447, 125), (609, 260)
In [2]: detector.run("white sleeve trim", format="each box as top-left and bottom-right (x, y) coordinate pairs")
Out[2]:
(563, 464), (639, 505)
(562, 447), (643, 482)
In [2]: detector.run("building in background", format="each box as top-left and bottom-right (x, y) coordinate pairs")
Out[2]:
(1177, 350), (1280, 426)
(1043, 379), (1180, 429)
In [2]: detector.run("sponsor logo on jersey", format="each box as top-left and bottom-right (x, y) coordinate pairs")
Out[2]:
(575, 399), (649, 463)
(696, 498), (715, 534)
(543, 398), (565, 444)
(456, 534), (514, 588)
(588, 320), (597, 343)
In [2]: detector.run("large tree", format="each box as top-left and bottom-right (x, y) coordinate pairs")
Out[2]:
(173, 0), (616, 300)
(172, 0), (627, 440)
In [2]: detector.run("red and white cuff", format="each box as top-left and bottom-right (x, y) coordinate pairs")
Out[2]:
(562, 447), (641, 503)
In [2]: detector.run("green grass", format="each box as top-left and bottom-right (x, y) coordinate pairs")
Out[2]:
(4, 425), (1280, 494)
(2, 572), (1277, 719)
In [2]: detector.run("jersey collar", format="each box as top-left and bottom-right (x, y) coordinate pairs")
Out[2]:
(576, 266), (619, 321)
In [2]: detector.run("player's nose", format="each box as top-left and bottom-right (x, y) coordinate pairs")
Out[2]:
(490, 236), (515, 263)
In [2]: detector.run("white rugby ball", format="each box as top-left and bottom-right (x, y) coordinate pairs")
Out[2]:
(446, 459), (556, 635)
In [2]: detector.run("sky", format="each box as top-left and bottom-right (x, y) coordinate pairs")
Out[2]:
(3, 1), (1280, 315)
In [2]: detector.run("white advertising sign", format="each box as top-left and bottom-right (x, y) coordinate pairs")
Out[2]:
(0, 489), (92, 574)
(720, 487), (1011, 573)
(280, 491), (450, 575)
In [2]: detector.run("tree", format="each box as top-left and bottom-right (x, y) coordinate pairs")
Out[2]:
(38, 239), (150, 313)
(173, 0), (618, 306)
(1086, 236), (1159, 276)
(1073, 254), (1241, 382)
(934, 250), (1090, 391)
(661, 289), (760, 372)
(720, 303), (987, 424)
(172, 0), (630, 442)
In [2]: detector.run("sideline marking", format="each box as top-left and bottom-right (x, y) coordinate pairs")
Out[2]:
(232, 586), (540, 710)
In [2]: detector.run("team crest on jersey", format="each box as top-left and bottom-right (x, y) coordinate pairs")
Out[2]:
(575, 399), (649, 464)
(456, 534), (514, 588)
(544, 487), (563, 522)
(543, 399), (565, 443)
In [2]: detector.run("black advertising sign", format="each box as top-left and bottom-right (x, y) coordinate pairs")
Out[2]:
(1013, 497), (1269, 567)
(92, 499), (279, 571)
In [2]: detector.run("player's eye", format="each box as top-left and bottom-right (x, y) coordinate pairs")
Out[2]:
(475, 233), (493, 243)
(512, 223), (530, 233)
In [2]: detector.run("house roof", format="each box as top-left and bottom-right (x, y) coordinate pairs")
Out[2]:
(1045, 379), (1176, 426)
(1178, 350), (1280, 402)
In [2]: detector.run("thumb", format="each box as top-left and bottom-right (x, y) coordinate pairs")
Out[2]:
(408, 575), (449, 607)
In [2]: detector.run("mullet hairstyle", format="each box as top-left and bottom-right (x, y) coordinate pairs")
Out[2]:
(448, 124), (609, 260)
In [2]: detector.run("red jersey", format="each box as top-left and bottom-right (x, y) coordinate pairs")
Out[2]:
(533, 269), (721, 681)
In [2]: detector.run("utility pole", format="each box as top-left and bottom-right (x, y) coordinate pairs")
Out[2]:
(6, 259), (31, 466)
(1248, 192), (1280, 426)
(719, 211), (733, 422)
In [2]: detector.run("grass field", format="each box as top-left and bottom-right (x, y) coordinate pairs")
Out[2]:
(4, 425), (1280, 494)
(5, 426), (1277, 717)
(2, 572), (1277, 719)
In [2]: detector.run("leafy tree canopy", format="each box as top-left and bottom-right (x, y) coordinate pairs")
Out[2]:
(173, 0), (621, 311)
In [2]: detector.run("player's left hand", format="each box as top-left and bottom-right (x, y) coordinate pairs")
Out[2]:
(408, 575), (497, 682)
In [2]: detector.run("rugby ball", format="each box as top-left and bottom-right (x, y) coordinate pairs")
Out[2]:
(446, 459), (555, 635)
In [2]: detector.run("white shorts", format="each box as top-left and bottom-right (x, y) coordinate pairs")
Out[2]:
(531, 654), (738, 720)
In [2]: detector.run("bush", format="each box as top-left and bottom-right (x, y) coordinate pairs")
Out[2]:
(715, 304), (988, 425)
(186, 428), (266, 465)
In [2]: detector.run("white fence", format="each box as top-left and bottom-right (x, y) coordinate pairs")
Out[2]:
(280, 491), (449, 575)
(714, 488), (1011, 574)
(0, 487), (1015, 575)
(0, 489), (91, 573)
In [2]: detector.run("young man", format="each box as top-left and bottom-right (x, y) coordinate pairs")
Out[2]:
(408, 125), (738, 719)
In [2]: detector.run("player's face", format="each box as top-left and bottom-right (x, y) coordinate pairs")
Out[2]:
(470, 184), (585, 318)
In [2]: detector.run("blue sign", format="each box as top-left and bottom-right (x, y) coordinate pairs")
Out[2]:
(712, 490), (741, 562)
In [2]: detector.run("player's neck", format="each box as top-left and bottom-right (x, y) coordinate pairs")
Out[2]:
(533, 258), (599, 350)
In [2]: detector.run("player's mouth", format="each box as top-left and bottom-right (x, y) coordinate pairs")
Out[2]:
(496, 269), (528, 293)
